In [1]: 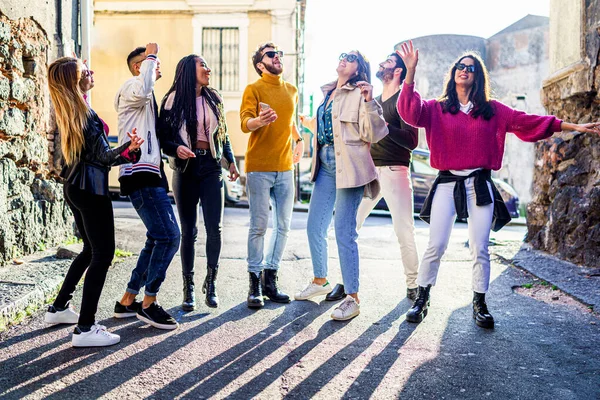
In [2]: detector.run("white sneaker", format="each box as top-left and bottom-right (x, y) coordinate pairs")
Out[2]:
(331, 295), (360, 321)
(44, 304), (79, 325)
(71, 324), (120, 347)
(294, 281), (332, 301)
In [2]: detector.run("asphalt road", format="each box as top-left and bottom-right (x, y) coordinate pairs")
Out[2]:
(0, 203), (598, 399)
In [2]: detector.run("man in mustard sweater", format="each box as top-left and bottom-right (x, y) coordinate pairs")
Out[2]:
(240, 42), (304, 309)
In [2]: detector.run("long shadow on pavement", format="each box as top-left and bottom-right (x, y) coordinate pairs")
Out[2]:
(146, 299), (334, 399)
(399, 269), (600, 399)
(0, 306), (229, 399)
(282, 299), (414, 399)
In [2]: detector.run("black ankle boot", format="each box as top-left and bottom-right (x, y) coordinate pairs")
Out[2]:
(203, 265), (219, 308)
(473, 292), (494, 329)
(261, 269), (290, 303)
(247, 272), (264, 308)
(182, 274), (196, 311)
(406, 285), (431, 323)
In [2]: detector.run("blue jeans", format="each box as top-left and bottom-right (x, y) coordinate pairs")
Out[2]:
(127, 186), (181, 296)
(307, 145), (364, 294)
(246, 170), (294, 274)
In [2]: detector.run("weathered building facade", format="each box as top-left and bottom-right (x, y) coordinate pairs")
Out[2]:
(527, 0), (600, 267)
(0, 1), (82, 265)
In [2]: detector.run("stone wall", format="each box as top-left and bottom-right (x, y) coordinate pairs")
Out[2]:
(0, 11), (73, 265)
(527, 0), (600, 268)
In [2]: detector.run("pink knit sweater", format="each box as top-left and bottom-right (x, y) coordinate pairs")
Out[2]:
(397, 82), (563, 171)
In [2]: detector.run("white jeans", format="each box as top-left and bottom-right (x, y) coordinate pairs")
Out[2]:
(357, 165), (419, 288)
(417, 177), (494, 293)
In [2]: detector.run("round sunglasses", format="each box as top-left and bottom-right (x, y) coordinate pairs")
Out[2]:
(261, 50), (284, 60)
(339, 53), (359, 63)
(455, 63), (475, 73)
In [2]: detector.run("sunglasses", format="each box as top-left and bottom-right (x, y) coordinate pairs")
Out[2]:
(455, 63), (475, 73)
(339, 53), (359, 63)
(261, 50), (284, 60)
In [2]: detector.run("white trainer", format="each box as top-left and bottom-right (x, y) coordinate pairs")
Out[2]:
(44, 305), (79, 325)
(294, 281), (332, 301)
(331, 295), (360, 321)
(71, 324), (120, 347)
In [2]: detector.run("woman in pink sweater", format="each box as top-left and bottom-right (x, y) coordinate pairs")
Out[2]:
(396, 40), (600, 329)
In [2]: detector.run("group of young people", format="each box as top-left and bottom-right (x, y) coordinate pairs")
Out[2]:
(43, 39), (600, 347)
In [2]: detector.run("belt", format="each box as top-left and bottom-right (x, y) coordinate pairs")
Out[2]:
(193, 148), (209, 155)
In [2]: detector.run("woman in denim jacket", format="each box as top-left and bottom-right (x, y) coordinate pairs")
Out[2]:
(294, 51), (388, 321)
(44, 57), (143, 347)
(159, 54), (239, 310)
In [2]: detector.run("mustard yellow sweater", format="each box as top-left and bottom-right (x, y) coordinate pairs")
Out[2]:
(240, 73), (298, 172)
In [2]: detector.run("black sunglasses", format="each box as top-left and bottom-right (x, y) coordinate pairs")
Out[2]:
(261, 50), (284, 60)
(339, 53), (359, 63)
(455, 63), (475, 73)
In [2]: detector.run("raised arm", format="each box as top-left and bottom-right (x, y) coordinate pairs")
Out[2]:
(395, 41), (431, 130)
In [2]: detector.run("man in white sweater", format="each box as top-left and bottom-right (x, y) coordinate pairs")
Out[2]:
(113, 43), (180, 330)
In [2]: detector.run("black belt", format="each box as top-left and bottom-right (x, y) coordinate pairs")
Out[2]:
(193, 149), (209, 155)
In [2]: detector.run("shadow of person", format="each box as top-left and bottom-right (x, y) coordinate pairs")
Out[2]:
(399, 269), (600, 399)
(0, 304), (243, 399)
(148, 298), (335, 399)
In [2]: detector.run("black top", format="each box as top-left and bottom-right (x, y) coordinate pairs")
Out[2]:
(370, 91), (418, 167)
(118, 160), (169, 196)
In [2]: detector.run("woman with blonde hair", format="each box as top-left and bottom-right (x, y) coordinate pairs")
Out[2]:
(44, 57), (143, 347)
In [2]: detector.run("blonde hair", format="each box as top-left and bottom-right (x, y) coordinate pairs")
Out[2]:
(48, 57), (91, 165)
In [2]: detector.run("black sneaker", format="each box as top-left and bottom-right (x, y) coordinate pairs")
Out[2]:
(114, 300), (142, 318)
(137, 303), (179, 330)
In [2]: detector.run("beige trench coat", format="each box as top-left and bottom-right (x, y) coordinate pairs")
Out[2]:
(306, 81), (389, 198)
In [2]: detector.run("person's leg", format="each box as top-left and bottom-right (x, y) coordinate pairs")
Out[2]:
(465, 178), (495, 329)
(246, 172), (274, 275)
(246, 171), (275, 307)
(407, 182), (457, 323)
(379, 166), (420, 292)
(264, 170), (294, 270)
(355, 167), (382, 231)
(295, 147), (337, 301)
(173, 170), (201, 310)
(198, 161), (224, 308)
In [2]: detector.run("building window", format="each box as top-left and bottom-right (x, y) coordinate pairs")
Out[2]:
(202, 27), (239, 92)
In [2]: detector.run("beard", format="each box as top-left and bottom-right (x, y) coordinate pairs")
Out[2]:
(376, 67), (395, 82)
(264, 61), (283, 75)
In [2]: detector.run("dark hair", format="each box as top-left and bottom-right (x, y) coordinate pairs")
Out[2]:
(438, 52), (494, 120)
(126, 47), (146, 72)
(389, 53), (407, 84)
(160, 54), (226, 145)
(345, 50), (371, 85)
(251, 42), (277, 76)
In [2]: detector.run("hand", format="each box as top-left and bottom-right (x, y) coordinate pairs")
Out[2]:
(293, 139), (304, 164)
(355, 81), (373, 102)
(572, 122), (600, 135)
(257, 108), (278, 127)
(228, 163), (240, 181)
(177, 145), (196, 159)
(396, 40), (418, 71)
(145, 43), (159, 56)
(127, 128), (144, 151)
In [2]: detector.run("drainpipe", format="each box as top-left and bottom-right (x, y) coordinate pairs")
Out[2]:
(80, 0), (92, 103)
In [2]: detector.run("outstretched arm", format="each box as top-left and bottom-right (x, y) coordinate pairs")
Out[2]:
(396, 40), (418, 85)
(561, 121), (600, 135)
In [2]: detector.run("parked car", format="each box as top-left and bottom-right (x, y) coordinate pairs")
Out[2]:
(107, 136), (243, 205)
(299, 148), (520, 218)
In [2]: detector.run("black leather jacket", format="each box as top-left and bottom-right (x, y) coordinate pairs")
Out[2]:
(61, 110), (138, 196)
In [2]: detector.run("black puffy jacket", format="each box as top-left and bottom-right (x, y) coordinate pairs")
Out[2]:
(60, 110), (138, 196)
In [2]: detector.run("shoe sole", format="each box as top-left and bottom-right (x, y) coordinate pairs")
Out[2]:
(182, 304), (196, 312)
(406, 308), (428, 323)
(136, 314), (179, 330)
(263, 296), (291, 304)
(473, 314), (495, 329)
(113, 312), (137, 319)
(72, 338), (120, 347)
(247, 302), (264, 309)
(331, 309), (360, 321)
(44, 318), (78, 325)
(294, 290), (332, 301)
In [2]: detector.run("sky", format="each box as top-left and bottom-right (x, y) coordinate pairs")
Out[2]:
(301, 0), (550, 114)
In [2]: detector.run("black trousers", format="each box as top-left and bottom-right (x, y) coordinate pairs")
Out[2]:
(54, 183), (115, 327)
(172, 152), (224, 276)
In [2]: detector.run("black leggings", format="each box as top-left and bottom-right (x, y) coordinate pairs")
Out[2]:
(54, 183), (115, 327)
(172, 152), (224, 275)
